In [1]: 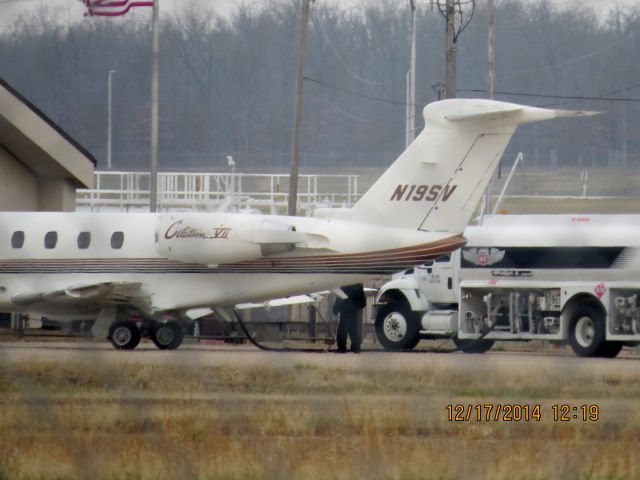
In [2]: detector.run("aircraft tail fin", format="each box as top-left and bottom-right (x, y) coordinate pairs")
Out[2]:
(314, 99), (597, 234)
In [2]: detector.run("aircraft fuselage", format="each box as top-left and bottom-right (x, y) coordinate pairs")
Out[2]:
(0, 212), (463, 319)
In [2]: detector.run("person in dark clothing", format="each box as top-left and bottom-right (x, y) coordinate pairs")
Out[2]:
(332, 283), (366, 353)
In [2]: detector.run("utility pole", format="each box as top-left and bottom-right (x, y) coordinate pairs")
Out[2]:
(288, 0), (313, 217)
(622, 102), (628, 166)
(486, 0), (495, 214)
(432, 82), (445, 100)
(436, 0), (476, 99)
(149, 0), (160, 212)
(487, 0), (494, 99)
(406, 0), (417, 147)
(444, 0), (456, 98)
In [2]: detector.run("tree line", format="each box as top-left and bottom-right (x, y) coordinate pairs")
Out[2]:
(0, 0), (639, 171)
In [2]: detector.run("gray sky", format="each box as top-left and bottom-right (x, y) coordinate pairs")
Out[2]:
(0, 0), (638, 30)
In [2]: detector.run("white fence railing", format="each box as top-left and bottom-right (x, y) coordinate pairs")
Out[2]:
(76, 171), (360, 215)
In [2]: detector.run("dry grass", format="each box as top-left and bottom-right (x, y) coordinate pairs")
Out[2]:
(0, 359), (639, 479)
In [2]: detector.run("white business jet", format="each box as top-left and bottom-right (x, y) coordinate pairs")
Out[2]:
(0, 99), (592, 349)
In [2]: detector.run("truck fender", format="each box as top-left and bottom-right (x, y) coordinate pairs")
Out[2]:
(376, 278), (429, 313)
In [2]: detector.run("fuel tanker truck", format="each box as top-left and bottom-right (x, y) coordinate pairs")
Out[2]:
(375, 214), (640, 357)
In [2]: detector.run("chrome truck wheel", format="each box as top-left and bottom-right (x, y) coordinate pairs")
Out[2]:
(569, 306), (605, 357)
(375, 301), (420, 351)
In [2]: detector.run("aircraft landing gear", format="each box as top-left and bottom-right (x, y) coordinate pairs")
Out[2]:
(149, 321), (183, 350)
(108, 321), (141, 350)
(106, 313), (185, 351)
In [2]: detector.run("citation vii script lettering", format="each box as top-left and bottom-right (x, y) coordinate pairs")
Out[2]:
(164, 220), (232, 240)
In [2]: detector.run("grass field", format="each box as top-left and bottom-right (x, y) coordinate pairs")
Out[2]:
(1, 354), (639, 479)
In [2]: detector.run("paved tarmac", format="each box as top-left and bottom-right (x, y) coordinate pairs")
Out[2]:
(0, 339), (639, 374)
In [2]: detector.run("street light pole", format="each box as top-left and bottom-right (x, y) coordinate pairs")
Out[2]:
(406, 0), (417, 147)
(487, 0), (494, 99)
(107, 69), (116, 170)
(150, 0), (159, 212)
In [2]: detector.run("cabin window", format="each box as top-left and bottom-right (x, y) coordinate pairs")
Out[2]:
(44, 231), (58, 249)
(11, 231), (24, 249)
(111, 231), (124, 249)
(77, 232), (91, 249)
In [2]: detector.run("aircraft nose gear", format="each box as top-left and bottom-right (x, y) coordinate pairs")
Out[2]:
(108, 321), (141, 350)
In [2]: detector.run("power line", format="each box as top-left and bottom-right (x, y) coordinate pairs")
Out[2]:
(496, 29), (639, 76)
(536, 83), (640, 108)
(312, 15), (397, 87)
(308, 74), (640, 108)
(304, 76), (411, 106)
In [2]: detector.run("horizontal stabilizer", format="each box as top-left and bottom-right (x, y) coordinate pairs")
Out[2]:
(445, 105), (523, 121)
(552, 109), (601, 118)
(444, 103), (600, 124)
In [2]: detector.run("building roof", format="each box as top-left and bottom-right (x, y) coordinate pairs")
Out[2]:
(0, 76), (95, 188)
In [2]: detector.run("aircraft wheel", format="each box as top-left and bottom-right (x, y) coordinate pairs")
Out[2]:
(598, 341), (623, 358)
(150, 321), (183, 350)
(108, 321), (141, 350)
(453, 338), (494, 354)
(375, 301), (420, 351)
(569, 305), (605, 357)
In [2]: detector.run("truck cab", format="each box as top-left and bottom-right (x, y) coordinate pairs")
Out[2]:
(416, 253), (458, 306)
(374, 251), (492, 352)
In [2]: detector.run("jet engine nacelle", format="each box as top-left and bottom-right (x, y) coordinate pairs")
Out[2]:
(155, 214), (302, 266)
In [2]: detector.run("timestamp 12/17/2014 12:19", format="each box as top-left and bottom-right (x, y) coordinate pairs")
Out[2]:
(446, 404), (600, 422)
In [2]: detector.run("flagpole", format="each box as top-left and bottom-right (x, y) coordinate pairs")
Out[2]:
(149, 0), (159, 212)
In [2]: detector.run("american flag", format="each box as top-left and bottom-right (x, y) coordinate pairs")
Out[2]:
(79, 0), (154, 17)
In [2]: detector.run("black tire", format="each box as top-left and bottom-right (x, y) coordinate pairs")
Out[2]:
(150, 321), (183, 350)
(108, 321), (141, 350)
(598, 341), (623, 358)
(568, 305), (606, 357)
(452, 338), (495, 354)
(375, 301), (420, 350)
